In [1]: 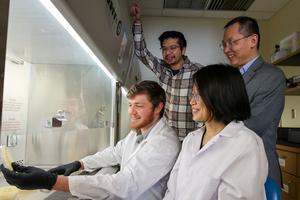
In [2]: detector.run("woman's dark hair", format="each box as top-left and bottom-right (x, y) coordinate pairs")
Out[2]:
(192, 64), (250, 125)
(159, 31), (187, 49)
(127, 80), (166, 118)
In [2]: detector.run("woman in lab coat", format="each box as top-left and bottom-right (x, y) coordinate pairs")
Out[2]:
(163, 64), (268, 200)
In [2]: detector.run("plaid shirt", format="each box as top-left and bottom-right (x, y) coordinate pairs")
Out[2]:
(133, 23), (203, 140)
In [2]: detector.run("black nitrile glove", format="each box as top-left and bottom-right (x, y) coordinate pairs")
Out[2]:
(48, 161), (81, 176)
(0, 162), (57, 190)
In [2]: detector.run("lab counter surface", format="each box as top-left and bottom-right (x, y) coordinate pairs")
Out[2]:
(0, 185), (79, 200)
(19, 190), (77, 200)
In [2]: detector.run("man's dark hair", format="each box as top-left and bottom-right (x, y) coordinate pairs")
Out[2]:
(127, 80), (166, 118)
(192, 64), (250, 125)
(158, 31), (187, 49)
(224, 16), (260, 49)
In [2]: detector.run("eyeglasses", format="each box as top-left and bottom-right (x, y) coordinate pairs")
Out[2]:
(219, 34), (253, 50)
(160, 45), (180, 53)
(189, 93), (201, 102)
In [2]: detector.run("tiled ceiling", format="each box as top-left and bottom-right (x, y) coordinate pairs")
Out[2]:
(138, 0), (291, 19)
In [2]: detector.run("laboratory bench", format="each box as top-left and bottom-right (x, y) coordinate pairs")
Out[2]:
(17, 190), (76, 200)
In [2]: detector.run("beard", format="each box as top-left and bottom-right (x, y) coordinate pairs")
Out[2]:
(130, 112), (155, 131)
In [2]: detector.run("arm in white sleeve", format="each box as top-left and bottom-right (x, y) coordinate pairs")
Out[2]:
(80, 139), (124, 172)
(69, 134), (180, 199)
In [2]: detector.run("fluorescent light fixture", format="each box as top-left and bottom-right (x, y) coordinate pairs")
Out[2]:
(121, 87), (127, 96)
(39, 0), (116, 82)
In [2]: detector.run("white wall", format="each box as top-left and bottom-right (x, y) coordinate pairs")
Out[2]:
(268, 0), (300, 57)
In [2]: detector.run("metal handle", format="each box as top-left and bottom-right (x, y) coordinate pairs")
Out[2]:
(283, 180), (297, 198)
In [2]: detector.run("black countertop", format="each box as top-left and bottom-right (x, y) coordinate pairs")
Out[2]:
(277, 127), (300, 148)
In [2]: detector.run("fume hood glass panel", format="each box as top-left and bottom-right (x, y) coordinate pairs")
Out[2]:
(24, 63), (113, 166)
(0, 0), (114, 166)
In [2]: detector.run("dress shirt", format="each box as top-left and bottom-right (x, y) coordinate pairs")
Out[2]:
(133, 22), (203, 140)
(163, 121), (268, 200)
(239, 56), (258, 75)
(68, 118), (180, 200)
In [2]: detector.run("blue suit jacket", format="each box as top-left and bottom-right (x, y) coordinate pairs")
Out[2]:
(243, 56), (286, 187)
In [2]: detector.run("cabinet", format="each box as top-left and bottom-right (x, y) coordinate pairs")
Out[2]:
(277, 144), (300, 200)
(273, 49), (300, 95)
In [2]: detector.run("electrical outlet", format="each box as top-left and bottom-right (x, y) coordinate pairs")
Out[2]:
(7, 135), (18, 147)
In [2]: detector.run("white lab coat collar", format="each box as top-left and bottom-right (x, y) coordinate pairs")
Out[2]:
(197, 121), (245, 153)
(127, 118), (166, 162)
(218, 121), (245, 138)
(143, 118), (166, 142)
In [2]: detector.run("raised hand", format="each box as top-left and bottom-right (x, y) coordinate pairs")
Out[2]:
(131, 1), (141, 22)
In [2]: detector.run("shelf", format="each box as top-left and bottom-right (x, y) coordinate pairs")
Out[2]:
(273, 48), (300, 66)
(285, 85), (300, 95)
(271, 48), (300, 95)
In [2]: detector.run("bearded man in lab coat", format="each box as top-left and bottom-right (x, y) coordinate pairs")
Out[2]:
(0, 80), (180, 200)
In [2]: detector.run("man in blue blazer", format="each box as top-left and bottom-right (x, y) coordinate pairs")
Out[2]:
(221, 16), (286, 187)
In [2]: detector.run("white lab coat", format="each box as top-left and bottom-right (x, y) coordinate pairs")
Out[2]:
(163, 121), (268, 200)
(68, 118), (180, 200)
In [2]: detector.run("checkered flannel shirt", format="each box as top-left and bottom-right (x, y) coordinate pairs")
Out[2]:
(133, 22), (203, 140)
